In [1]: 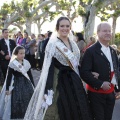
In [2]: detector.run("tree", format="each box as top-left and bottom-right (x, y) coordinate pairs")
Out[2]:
(97, 3), (120, 44)
(78, 0), (120, 43)
(33, 2), (60, 34)
(12, 17), (25, 32)
(17, 0), (56, 35)
(54, 0), (80, 23)
(0, 1), (19, 29)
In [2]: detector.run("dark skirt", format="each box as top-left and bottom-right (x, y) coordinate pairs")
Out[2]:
(57, 67), (92, 120)
(11, 76), (34, 119)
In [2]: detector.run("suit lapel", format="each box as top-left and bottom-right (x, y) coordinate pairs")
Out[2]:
(95, 41), (109, 63)
(3, 39), (8, 52)
(9, 40), (12, 54)
(110, 47), (116, 65)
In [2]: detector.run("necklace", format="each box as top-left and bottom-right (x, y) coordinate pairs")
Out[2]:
(57, 37), (73, 52)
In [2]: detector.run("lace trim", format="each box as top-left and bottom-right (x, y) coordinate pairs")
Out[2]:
(54, 39), (80, 66)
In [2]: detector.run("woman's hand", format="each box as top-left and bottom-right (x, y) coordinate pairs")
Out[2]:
(92, 72), (99, 79)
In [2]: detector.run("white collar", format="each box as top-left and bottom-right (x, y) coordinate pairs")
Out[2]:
(5, 39), (9, 42)
(99, 41), (109, 51)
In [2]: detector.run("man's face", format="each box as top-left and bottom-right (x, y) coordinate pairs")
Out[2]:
(2, 30), (9, 39)
(97, 24), (112, 42)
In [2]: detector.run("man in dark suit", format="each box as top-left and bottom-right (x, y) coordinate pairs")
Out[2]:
(0, 29), (16, 82)
(81, 23), (120, 120)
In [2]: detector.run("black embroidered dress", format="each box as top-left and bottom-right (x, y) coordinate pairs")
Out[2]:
(6, 60), (34, 119)
(43, 56), (92, 120)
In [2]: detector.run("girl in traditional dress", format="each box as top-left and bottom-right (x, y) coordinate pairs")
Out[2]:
(0, 46), (34, 120)
(24, 17), (93, 120)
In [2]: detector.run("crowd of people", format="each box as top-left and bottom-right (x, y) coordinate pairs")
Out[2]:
(0, 16), (120, 120)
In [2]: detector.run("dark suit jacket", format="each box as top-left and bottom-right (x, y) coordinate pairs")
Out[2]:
(0, 38), (16, 68)
(42, 37), (49, 53)
(80, 41), (120, 92)
(37, 40), (45, 69)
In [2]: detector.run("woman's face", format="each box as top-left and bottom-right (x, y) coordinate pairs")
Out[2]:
(57, 19), (71, 37)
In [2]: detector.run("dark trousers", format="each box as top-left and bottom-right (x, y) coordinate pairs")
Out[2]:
(0, 60), (9, 82)
(0, 66), (4, 85)
(88, 91), (115, 120)
(25, 54), (36, 69)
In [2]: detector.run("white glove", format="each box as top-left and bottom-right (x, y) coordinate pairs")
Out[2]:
(45, 90), (54, 106)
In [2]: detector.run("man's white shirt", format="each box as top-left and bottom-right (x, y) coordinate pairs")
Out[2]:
(5, 39), (11, 56)
(99, 41), (117, 86)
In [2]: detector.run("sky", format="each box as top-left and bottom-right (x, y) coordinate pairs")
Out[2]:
(0, 0), (120, 34)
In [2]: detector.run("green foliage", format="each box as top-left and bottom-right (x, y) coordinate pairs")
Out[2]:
(0, 3), (10, 15)
(81, 0), (92, 5)
(43, 6), (49, 12)
(114, 33), (120, 46)
(77, 6), (86, 16)
(22, 0), (38, 17)
(23, 0), (35, 10)
(94, 0), (103, 8)
(25, 12), (32, 18)
(72, 1), (76, 6)
(113, 10), (120, 17)
(97, 2), (120, 22)
(15, 17), (25, 24)
(58, 0), (71, 10)
(48, 11), (61, 21)
(11, 1), (16, 10)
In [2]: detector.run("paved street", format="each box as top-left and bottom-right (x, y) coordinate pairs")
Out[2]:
(31, 69), (120, 120)
(112, 100), (120, 120)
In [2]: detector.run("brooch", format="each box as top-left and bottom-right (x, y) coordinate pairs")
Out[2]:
(18, 65), (22, 68)
(63, 48), (68, 52)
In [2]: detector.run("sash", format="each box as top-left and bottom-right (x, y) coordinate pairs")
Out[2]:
(56, 41), (79, 75)
(12, 60), (30, 80)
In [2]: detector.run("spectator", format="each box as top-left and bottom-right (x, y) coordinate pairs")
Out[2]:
(21, 32), (28, 46)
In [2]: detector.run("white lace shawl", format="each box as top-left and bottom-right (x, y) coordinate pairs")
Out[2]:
(24, 32), (80, 120)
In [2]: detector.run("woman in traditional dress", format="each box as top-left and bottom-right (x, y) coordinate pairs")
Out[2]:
(0, 46), (34, 120)
(24, 17), (93, 120)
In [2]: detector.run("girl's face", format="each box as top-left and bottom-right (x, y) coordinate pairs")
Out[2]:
(16, 49), (25, 61)
(57, 19), (71, 38)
